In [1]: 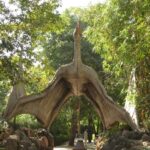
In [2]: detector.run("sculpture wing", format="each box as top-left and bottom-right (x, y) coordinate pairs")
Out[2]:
(4, 77), (71, 128)
(84, 81), (137, 129)
(82, 67), (138, 130)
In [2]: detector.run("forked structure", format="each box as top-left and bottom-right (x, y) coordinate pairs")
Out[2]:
(4, 23), (138, 130)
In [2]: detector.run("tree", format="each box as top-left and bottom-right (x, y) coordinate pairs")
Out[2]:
(0, 0), (64, 125)
(83, 0), (150, 127)
(0, 0), (63, 84)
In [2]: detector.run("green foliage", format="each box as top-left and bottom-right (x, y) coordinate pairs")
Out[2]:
(83, 0), (150, 124)
(50, 97), (73, 145)
(25, 66), (53, 94)
(143, 119), (150, 131)
(1, 0), (150, 133)
(41, 10), (103, 76)
(84, 0), (150, 75)
(0, 0), (63, 85)
(50, 96), (101, 145)
(15, 114), (40, 128)
(0, 81), (11, 114)
(53, 134), (69, 146)
(0, 0), (63, 119)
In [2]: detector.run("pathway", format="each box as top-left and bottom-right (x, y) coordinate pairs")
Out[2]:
(54, 142), (96, 150)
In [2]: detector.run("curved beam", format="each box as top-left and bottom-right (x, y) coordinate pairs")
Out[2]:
(4, 23), (139, 130)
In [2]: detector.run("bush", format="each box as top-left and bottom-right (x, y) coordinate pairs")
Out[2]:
(54, 134), (69, 146)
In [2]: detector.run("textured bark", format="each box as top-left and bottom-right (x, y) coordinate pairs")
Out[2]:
(69, 110), (78, 146)
(76, 98), (80, 135)
(4, 23), (138, 130)
(4, 82), (26, 118)
(124, 69), (139, 127)
(136, 57), (150, 124)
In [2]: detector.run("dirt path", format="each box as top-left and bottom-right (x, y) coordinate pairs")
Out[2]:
(54, 142), (96, 150)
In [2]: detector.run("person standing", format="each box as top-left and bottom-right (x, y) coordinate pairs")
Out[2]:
(84, 129), (88, 146)
(87, 126), (92, 143)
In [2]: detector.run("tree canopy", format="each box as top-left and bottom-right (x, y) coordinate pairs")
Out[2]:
(0, 0), (150, 144)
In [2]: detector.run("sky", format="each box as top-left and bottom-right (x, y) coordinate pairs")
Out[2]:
(1, 0), (106, 26)
(58, 0), (106, 12)
(3, 0), (106, 14)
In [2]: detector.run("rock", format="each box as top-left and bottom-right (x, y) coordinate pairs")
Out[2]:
(130, 145), (144, 150)
(142, 134), (150, 142)
(117, 136), (131, 148)
(114, 145), (124, 150)
(96, 136), (107, 150)
(28, 143), (38, 150)
(122, 130), (131, 137)
(101, 143), (112, 150)
(142, 141), (149, 147)
(47, 132), (54, 149)
(101, 130), (150, 150)
(122, 130), (141, 140)
(5, 138), (18, 150)
(73, 140), (86, 150)
(19, 140), (31, 150)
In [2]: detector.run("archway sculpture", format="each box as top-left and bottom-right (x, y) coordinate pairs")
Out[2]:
(4, 23), (138, 130)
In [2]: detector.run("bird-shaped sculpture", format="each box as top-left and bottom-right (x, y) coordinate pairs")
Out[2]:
(4, 22), (138, 130)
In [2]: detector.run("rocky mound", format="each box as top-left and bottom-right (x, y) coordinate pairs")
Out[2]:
(97, 130), (150, 150)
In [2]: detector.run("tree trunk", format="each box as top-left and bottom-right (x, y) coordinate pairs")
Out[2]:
(4, 82), (26, 118)
(77, 98), (80, 135)
(124, 68), (139, 127)
(136, 57), (150, 127)
(69, 109), (78, 146)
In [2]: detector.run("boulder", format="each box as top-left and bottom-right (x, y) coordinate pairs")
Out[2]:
(5, 137), (18, 150)
(142, 134), (150, 142)
(122, 130), (142, 140)
(73, 140), (86, 150)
